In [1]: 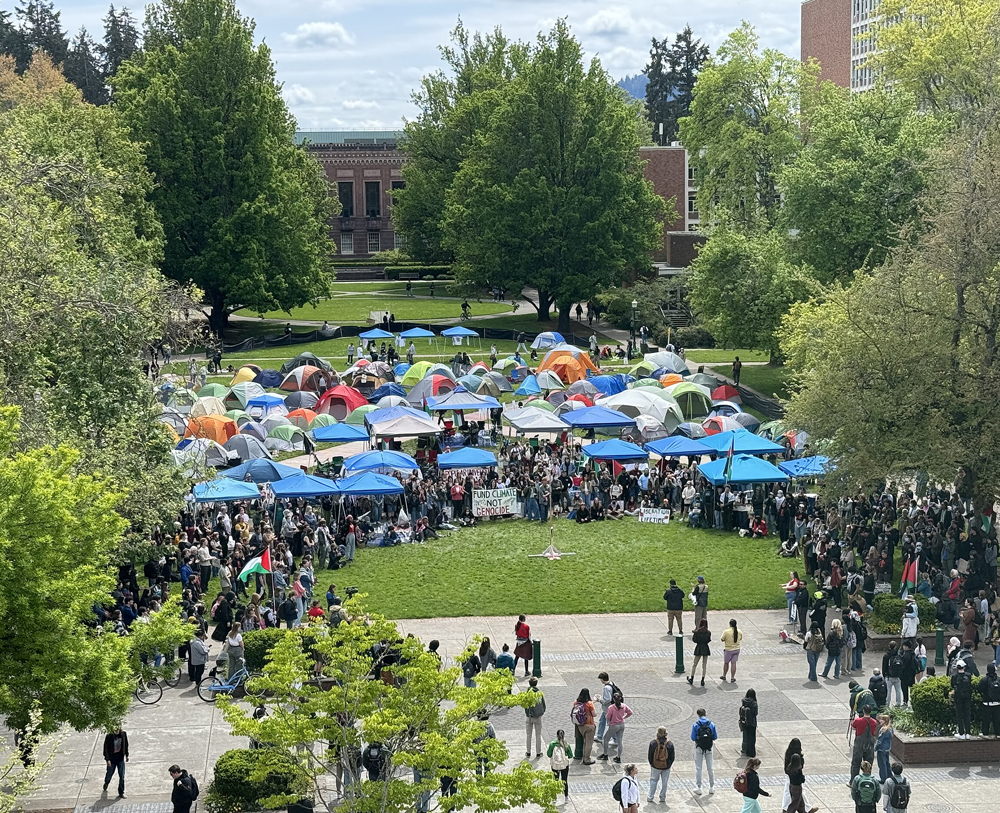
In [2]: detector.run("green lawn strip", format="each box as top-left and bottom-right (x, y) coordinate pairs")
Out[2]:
(685, 349), (769, 363)
(221, 337), (527, 364)
(235, 296), (513, 324)
(707, 364), (791, 401)
(330, 518), (791, 619)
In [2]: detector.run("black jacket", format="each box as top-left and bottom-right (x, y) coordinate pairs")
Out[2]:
(103, 731), (129, 762)
(171, 771), (195, 809)
(647, 736), (675, 769)
(981, 674), (1000, 703)
(744, 770), (770, 799)
(664, 587), (685, 611)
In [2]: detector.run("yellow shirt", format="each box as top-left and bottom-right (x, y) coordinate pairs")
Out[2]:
(721, 628), (743, 651)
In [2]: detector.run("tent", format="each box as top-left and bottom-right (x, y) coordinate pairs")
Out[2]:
(221, 459), (302, 483)
(393, 362), (411, 378)
(589, 375), (630, 396)
(535, 370), (565, 391)
(507, 364), (531, 383)
(239, 420), (269, 442)
(265, 424), (306, 453)
(710, 400), (743, 417)
(622, 414), (671, 445)
(260, 414), (292, 434)
(223, 434), (272, 461)
(426, 388), (501, 412)
(400, 327), (435, 339)
(567, 380), (599, 398)
(457, 374), (483, 391)
(493, 357), (520, 373)
(467, 361), (491, 375)
(581, 439), (648, 461)
(316, 385), (368, 420)
(331, 471), (404, 496)
(530, 331), (565, 349)
(350, 374), (389, 398)
(225, 409), (250, 424)
(733, 412), (761, 433)
(186, 414), (239, 445)
(561, 406), (636, 430)
(758, 420), (787, 440)
(270, 471), (339, 498)
(359, 328), (395, 340)
(280, 365), (333, 393)
(712, 384), (741, 403)
(664, 382), (713, 420)
(224, 382), (267, 410)
(280, 351), (333, 374)
(697, 454), (789, 486)
(166, 388), (198, 410)
(230, 364), (262, 386)
(192, 479), (260, 503)
(599, 390), (683, 429)
(441, 326), (478, 338)
(190, 396), (228, 418)
(400, 361), (435, 386)
(405, 375), (456, 406)
(156, 408), (188, 435)
(674, 421), (708, 439)
(171, 437), (232, 469)
(687, 372), (720, 389)
(779, 455), (833, 478)
(284, 391), (319, 410)
(630, 378), (664, 390)
(644, 351), (688, 374)
(368, 411), (442, 440)
(523, 397), (555, 411)
(286, 408), (319, 430)
(628, 359), (657, 377)
(309, 413), (337, 429)
(197, 382), (229, 399)
(376, 395), (408, 409)
(343, 449), (419, 475)
(253, 369), (283, 388)
(659, 373), (685, 387)
(702, 415), (743, 435)
(536, 346), (599, 383)
(312, 423), (370, 444)
(246, 394), (289, 418)
(475, 376), (503, 398)
(437, 447), (498, 469)
(699, 428), (786, 456)
(515, 375), (542, 396)
(645, 436), (714, 458)
(346, 404), (380, 424)
(503, 407), (569, 435)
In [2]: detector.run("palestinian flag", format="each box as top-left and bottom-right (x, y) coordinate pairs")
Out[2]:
(239, 548), (271, 582)
(723, 437), (736, 483)
(900, 555), (919, 593)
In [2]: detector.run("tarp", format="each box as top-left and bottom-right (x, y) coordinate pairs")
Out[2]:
(699, 428), (786, 456)
(312, 423), (370, 443)
(269, 471), (339, 498)
(331, 471), (404, 496)
(561, 405), (637, 430)
(697, 453), (789, 486)
(343, 449), (419, 473)
(588, 375), (630, 396)
(530, 331), (565, 349)
(192, 479), (261, 503)
(778, 455), (833, 478)
(441, 326), (479, 337)
(359, 328), (395, 340)
(645, 436), (714, 458)
(253, 369), (283, 388)
(437, 447), (498, 469)
(221, 459), (303, 483)
(581, 439), (648, 461)
(426, 388), (501, 412)
(399, 327), (435, 338)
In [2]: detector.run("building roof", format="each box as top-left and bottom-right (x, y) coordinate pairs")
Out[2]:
(294, 130), (405, 146)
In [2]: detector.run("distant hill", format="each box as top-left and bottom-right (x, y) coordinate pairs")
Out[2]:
(617, 73), (648, 100)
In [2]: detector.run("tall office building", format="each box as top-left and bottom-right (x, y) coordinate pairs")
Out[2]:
(801, 0), (880, 92)
(850, 0), (879, 92)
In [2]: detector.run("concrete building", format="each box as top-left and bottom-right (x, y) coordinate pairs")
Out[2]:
(639, 144), (705, 272)
(800, 0), (881, 92)
(850, 0), (880, 92)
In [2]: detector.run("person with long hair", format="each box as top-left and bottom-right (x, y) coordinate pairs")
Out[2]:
(739, 758), (769, 813)
(687, 619), (711, 687)
(721, 618), (743, 682)
(781, 741), (817, 813)
(740, 689), (758, 757)
(546, 729), (572, 799)
(875, 714), (893, 781)
(478, 637), (497, 672)
(599, 691), (633, 764)
(513, 615), (532, 676)
(571, 688), (597, 764)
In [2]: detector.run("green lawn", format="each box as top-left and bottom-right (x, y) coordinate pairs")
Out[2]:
(221, 337), (527, 364)
(708, 364), (792, 400)
(685, 349), (769, 363)
(338, 519), (792, 619)
(236, 296), (513, 324)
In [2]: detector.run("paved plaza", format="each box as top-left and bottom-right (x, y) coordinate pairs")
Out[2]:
(25, 609), (997, 813)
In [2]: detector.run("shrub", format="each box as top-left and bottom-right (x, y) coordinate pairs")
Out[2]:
(907, 675), (982, 736)
(869, 593), (935, 634)
(243, 627), (323, 672)
(205, 748), (305, 813)
(674, 325), (715, 349)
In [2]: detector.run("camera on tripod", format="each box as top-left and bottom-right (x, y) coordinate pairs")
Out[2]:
(345, 586), (359, 598)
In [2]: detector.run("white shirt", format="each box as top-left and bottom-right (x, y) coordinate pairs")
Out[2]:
(621, 775), (640, 806)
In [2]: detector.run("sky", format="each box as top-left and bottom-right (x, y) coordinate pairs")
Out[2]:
(58, 0), (802, 131)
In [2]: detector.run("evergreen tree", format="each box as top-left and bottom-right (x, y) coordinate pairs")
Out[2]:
(644, 25), (708, 144)
(64, 27), (108, 104)
(100, 4), (139, 82)
(15, 1), (67, 68)
(0, 9), (27, 70)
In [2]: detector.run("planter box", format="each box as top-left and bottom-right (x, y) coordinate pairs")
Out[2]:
(890, 729), (1000, 763)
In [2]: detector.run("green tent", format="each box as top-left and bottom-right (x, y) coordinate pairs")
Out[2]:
(309, 413), (338, 429)
(400, 361), (435, 387)
(346, 404), (380, 425)
(227, 382), (268, 410)
(197, 382), (229, 399)
(666, 382), (713, 420)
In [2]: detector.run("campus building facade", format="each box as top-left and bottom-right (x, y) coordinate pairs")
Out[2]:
(800, 0), (881, 92)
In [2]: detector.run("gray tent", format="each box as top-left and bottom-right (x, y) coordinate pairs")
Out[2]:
(224, 434), (273, 462)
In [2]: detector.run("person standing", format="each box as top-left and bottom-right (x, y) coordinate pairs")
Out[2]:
(599, 691), (633, 764)
(950, 659), (974, 739)
(721, 618), (743, 682)
(225, 627), (244, 679)
(663, 579), (685, 635)
(547, 730), (572, 800)
(169, 765), (197, 813)
(693, 576), (709, 628)
(820, 619), (844, 679)
(738, 758), (769, 813)
(980, 663), (1000, 738)
(102, 727), (129, 798)
(881, 762), (910, 813)
(646, 726), (674, 802)
(571, 688), (597, 764)
(850, 760), (881, 813)
(347, 342), (355, 365)
(850, 705), (877, 781)
(782, 571), (802, 623)
(618, 764), (640, 813)
(523, 677), (546, 758)
(596, 672), (616, 745)
(690, 708), (717, 796)
(883, 642), (904, 706)
(188, 630), (209, 685)
(687, 619), (711, 687)
(513, 615), (532, 676)
(804, 623), (825, 682)
(739, 689), (758, 757)
(874, 715), (893, 781)
(732, 357), (742, 386)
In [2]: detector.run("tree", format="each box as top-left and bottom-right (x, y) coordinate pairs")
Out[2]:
(112, 0), (334, 335)
(15, 1), (67, 68)
(780, 83), (940, 282)
(100, 4), (140, 82)
(0, 9), (27, 70)
(679, 22), (808, 232)
(643, 25), (709, 145)
(441, 21), (666, 331)
(64, 27), (108, 104)
(219, 602), (560, 813)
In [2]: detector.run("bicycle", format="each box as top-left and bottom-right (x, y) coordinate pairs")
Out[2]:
(162, 663), (183, 687)
(197, 661), (262, 703)
(134, 673), (163, 705)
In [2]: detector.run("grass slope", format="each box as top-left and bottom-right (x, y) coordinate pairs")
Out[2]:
(708, 364), (791, 400)
(341, 519), (791, 619)
(237, 296), (513, 324)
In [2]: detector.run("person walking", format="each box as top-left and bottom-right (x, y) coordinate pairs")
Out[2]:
(523, 676), (546, 758)
(664, 579), (685, 634)
(646, 726), (674, 802)
(102, 727), (129, 798)
(850, 760), (881, 813)
(596, 672), (617, 745)
(804, 622), (825, 682)
(980, 663), (1000, 738)
(618, 764), (641, 813)
(738, 758), (769, 813)
(881, 763), (910, 813)
(950, 659), (974, 739)
(874, 715), (893, 781)
(571, 688), (597, 764)
(739, 689), (758, 757)
(690, 707), (717, 796)
(188, 630), (209, 685)
(168, 765), (197, 813)
(850, 705), (877, 781)
(732, 356), (742, 386)
(599, 691), (633, 764)
(721, 618), (743, 682)
(547, 729), (572, 800)
(687, 619), (711, 687)
(693, 576), (708, 628)
(820, 618), (844, 679)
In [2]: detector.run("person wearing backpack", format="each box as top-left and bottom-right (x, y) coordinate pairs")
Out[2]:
(646, 726), (675, 802)
(739, 689), (758, 757)
(547, 729), (572, 800)
(979, 663), (1000, 737)
(820, 618), (844, 679)
(804, 623), (825, 682)
(737, 757), (769, 813)
(882, 762), (910, 813)
(571, 688), (597, 764)
(523, 676), (546, 759)
(882, 642), (904, 706)
(462, 651), (482, 688)
(850, 759), (881, 813)
(949, 659), (974, 739)
(868, 669), (888, 712)
(168, 765), (198, 813)
(612, 763), (640, 813)
(596, 672), (619, 745)
(689, 708), (717, 795)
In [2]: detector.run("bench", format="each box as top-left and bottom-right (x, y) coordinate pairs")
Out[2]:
(398, 270), (420, 280)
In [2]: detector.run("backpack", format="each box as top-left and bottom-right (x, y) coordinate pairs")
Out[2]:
(808, 632), (826, 653)
(953, 672), (973, 699)
(826, 631), (842, 655)
(854, 774), (878, 806)
(550, 743), (569, 771)
(462, 657), (481, 679)
(611, 778), (624, 803)
(695, 720), (714, 751)
(871, 676), (888, 705)
(184, 775), (200, 801)
(733, 771), (748, 794)
(889, 777), (910, 809)
(526, 692), (545, 718)
(609, 682), (624, 702)
(572, 702), (588, 726)
(652, 740), (670, 770)
(738, 703), (748, 731)
(887, 652), (903, 678)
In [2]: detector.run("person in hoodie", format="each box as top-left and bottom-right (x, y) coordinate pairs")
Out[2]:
(663, 579), (686, 635)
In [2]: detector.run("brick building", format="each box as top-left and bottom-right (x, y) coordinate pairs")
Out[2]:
(296, 130), (703, 268)
(801, 0), (852, 88)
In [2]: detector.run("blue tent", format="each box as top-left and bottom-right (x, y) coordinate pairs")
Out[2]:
(515, 375), (542, 396)
(312, 423), (370, 443)
(253, 369), (282, 388)
(426, 388), (501, 411)
(343, 449), (419, 473)
(246, 394), (286, 410)
(779, 455), (833, 478)
(699, 428), (786, 456)
(581, 439), (648, 461)
(221, 459), (302, 483)
(400, 327), (436, 339)
(645, 436), (714, 458)
(359, 328), (395, 340)
(369, 382), (406, 402)
(270, 471), (339, 498)
(393, 363), (412, 378)
(441, 326), (478, 337)
(332, 471), (405, 496)
(697, 454), (789, 486)
(193, 479), (261, 502)
(365, 405), (430, 426)
(437, 447), (498, 469)
(562, 405), (636, 430)
(588, 375), (630, 396)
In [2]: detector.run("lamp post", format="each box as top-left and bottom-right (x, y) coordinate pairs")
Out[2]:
(630, 299), (638, 352)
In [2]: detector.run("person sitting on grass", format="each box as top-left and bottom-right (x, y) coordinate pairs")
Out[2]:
(750, 514), (769, 538)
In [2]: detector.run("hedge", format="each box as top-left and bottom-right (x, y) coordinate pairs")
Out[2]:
(383, 265), (452, 280)
(243, 627), (322, 672)
(902, 675), (983, 736)
(205, 748), (305, 813)
(869, 593), (935, 635)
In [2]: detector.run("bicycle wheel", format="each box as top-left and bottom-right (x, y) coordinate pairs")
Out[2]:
(134, 680), (162, 705)
(197, 681), (222, 703)
(162, 665), (183, 687)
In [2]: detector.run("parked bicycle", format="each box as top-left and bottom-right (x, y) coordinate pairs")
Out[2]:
(197, 660), (261, 703)
(134, 672), (163, 705)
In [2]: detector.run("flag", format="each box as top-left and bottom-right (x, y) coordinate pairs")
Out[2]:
(239, 548), (271, 582)
(900, 555), (919, 592)
(723, 438), (736, 483)
(983, 510), (993, 535)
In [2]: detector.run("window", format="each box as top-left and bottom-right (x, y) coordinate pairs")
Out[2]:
(337, 181), (354, 218)
(391, 180), (406, 191)
(367, 231), (381, 253)
(340, 231), (354, 255)
(688, 165), (697, 182)
(393, 231), (407, 250)
(364, 181), (381, 218)
(687, 193), (698, 214)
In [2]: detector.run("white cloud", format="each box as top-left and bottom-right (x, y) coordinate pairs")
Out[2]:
(282, 21), (355, 49)
(342, 99), (380, 110)
(581, 7), (636, 38)
(283, 83), (316, 104)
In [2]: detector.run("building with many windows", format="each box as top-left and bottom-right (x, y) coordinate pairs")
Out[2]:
(801, 0), (881, 92)
(850, 0), (880, 92)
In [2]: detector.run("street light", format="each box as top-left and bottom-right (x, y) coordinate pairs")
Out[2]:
(630, 299), (638, 348)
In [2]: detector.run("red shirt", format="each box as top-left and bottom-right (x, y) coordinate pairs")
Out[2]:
(851, 716), (876, 738)
(307, 606), (325, 619)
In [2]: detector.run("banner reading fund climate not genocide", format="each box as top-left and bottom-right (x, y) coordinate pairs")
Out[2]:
(472, 487), (518, 517)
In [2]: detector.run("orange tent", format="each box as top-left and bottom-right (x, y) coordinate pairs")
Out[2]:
(537, 348), (600, 383)
(659, 373), (684, 387)
(286, 408), (319, 430)
(186, 414), (239, 445)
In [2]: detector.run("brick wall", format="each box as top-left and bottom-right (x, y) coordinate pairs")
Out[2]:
(891, 730), (1000, 764)
(667, 232), (705, 267)
(801, 0), (851, 88)
(639, 146), (687, 263)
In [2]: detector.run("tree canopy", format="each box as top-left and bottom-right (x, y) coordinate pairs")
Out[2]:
(643, 25), (709, 145)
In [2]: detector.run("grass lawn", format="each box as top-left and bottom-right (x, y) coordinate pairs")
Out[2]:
(236, 296), (513, 324)
(338, 518), (792, 619)
(221, 337), (527, 365)
(685, 349), (769, 364)
(708, 364), (792, 401)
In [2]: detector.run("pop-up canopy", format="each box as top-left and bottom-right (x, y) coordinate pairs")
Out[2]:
(331, 471), (405, 496)
(311, 423), (370, 444)
(437, 447), (498, 469)
(359, 328), (395, 340)
(561, 406), (637, 430)
(778, 455), (833, 478)
(269, 471), (339, 498)
(192, 479), (261, 502)
(699, 428), (785, 456)
(221, 459), (303, 483)
(581, 439), (648, 461)
(645, 436), (714, 458)
(697, 454), (789, 486)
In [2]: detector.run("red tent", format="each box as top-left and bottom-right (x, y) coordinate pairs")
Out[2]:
(711, 384), (741, 404)
(565, 393), (595, 407)
(315, 385), (367, 421)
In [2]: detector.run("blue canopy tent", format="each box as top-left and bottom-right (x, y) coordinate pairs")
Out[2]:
(588, 375), (631, 396)
(437, 447), (498, 469)
(426, 388), (501, 411)
(311, 423), (370, 443)
(343, 449), (419, 474)
(779, 455), (833, 478)
(581, 439), (648, 461)
(332, 471), (405, 496)
(365, 405), (428, 426)
(562, 406), (637, 430)
(221, 459), (302, 483)
(699, 428), (786, 456)
(400, 327), (436, 339)
(697, 454), (789, 486)
(193, 479), (261, 502)
(369, 382), (406, 402)
(645, 436), (714, 458)
(441, 326), (478, 337)
(269, 471), (339, 498)
(246, 393), (286, 411)
(359, 328), (395, 340)
(515, 375), (542, 396)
